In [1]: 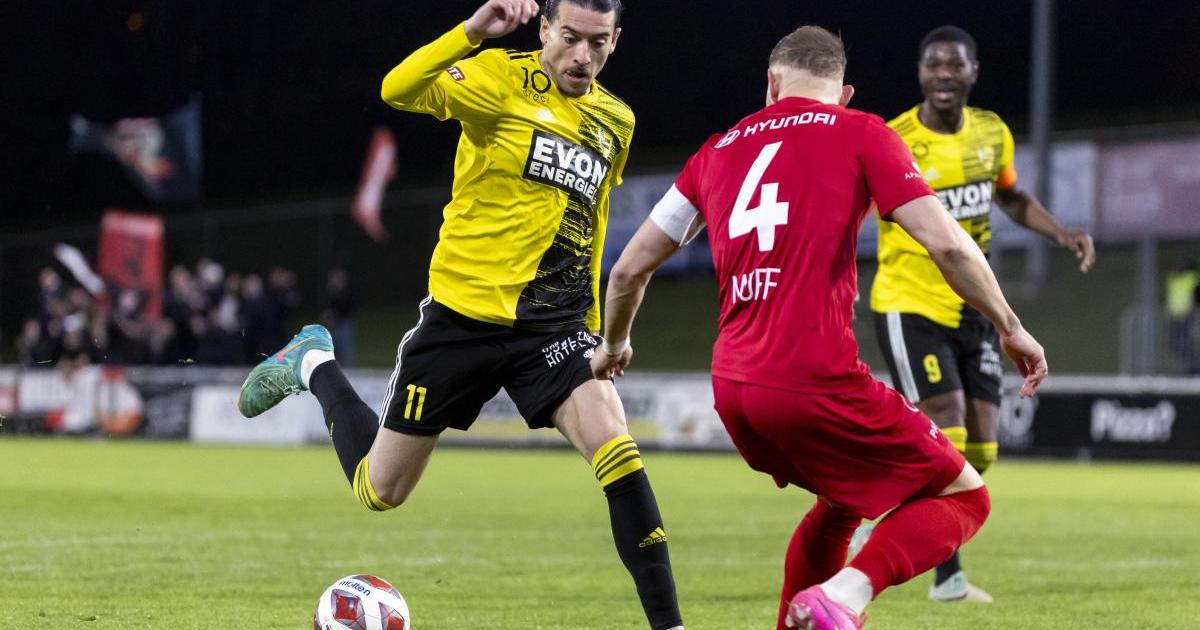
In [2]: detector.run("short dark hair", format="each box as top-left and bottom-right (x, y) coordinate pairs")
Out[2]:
(919, 25), (977, 60)
(543, 0), (623, 27)
(769, 25), (846, 79)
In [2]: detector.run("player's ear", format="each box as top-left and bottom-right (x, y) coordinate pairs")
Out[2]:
(539, 14), (550, 45)
(609, 26), (621, 52)
(766, 69), (780, 106)
(839, 84), (855, 107)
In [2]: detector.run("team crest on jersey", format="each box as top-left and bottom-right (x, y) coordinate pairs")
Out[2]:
(524, 131), (611, 209)
(597, 128), (612, 153)
(445, 66), (465, 81)
(976, 145), (996, 171)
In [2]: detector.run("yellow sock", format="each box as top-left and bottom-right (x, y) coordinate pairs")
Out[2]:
(352, 456), (395, 512)
(591, 434), (645, 487)
(965, 441), (998, 474)
(941, 426), (968, 454)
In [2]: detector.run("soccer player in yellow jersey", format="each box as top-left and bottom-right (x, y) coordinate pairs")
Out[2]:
(864, 26), (1095, 603)
(237, 1), (684, 628)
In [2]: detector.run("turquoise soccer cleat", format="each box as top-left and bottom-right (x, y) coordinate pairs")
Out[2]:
(237, 324), (333, 418)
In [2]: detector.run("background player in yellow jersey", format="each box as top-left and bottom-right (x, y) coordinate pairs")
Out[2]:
(865, 26), (1096, 603)
(237, 1), (684, 627)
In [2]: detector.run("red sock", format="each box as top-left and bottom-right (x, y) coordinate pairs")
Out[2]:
(776, 500), (862, 630)
(849, 486), (990, 597)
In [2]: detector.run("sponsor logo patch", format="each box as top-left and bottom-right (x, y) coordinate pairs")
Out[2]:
(523, 131), (611, 209)
(541, 331), (597, 368)
(446, 66), (465, 81)
(935, 180), (994, 220)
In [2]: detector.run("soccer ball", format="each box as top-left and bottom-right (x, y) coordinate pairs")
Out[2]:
(313, 574), (410, 630)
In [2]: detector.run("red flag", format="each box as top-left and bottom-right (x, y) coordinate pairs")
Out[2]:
(352, 126), (397, 243)
(98, 210), (165, 320)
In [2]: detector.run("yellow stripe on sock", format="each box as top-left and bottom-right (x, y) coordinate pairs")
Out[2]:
(964, 441), (998, 474)
(941, 426), (968, 453)
(352, 456), (394, 512)
(591, 434), (645, 487)
(597, 451), (644, 484)
(591, 435), (636, 472)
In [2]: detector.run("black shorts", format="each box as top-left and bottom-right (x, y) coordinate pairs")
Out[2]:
(873, 309), (1002, 406)
(380, 297), (599, 436)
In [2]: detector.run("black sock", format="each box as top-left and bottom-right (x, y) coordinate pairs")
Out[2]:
(309, 361), (378, 483)
(604, 469), (682, 630)
(934, 550), (962, 585)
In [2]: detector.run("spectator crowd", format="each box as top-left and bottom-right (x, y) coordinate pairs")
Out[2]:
(15, 259), (305, 368)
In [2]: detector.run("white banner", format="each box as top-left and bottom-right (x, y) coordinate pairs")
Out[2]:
(189, 385), (323, 445)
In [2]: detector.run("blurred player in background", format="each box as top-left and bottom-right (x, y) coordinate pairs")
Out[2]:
(237, 1), (685, 627)
(592, 25), (1047, 630)
(865, 25), (1095, 603)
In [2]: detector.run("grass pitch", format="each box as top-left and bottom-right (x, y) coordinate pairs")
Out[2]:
(1, 439), (1197, 629)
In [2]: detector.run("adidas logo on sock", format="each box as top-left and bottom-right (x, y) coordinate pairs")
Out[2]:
(638, 526), (667, 548)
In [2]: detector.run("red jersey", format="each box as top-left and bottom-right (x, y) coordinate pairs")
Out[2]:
(671, 97), (932, 392)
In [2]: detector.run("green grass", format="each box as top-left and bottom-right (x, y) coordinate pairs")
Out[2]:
(1, 439), (1198, 628)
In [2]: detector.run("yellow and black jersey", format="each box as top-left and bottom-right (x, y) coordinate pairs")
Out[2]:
(871, 105), (1017, 328)
(381, 23), (634, 332)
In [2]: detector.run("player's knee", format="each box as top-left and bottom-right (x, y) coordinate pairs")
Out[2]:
(591, 433), (645, 491)
(353, 456), (399, 512)
(967, 483), (992, 528)
(964, 441), (998, 474)
(941, 460), (984, 496)
(943, 476), (990, 538)
(921, 395), (966, 428)
(978, 484), (992, 520)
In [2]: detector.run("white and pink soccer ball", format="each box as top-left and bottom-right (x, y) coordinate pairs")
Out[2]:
(313, 574), (410, 630)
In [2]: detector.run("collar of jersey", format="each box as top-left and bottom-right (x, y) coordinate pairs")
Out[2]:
(767, 96), (833, 112)
(911, 104), (972, 138)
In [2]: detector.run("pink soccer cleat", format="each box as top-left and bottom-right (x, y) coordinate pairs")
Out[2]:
(785, 585), (864, 630)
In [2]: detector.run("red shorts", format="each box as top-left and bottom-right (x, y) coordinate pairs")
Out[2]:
(712, 375), (966, 520)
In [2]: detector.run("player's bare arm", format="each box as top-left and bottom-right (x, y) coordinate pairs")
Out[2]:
(591, 219), (681, 379)
(994, 187), (1096, 273)
(891, 194), (1048, 397)
(464, 0), (541, 44)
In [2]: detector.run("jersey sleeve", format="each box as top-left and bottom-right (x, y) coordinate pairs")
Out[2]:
(380, 23), (511, 124)
(859, 118), (935, 220)
(995, 121), (1018, 190)
(649, 185), (705, 245)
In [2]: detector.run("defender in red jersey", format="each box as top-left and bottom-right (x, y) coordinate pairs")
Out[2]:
(591, 26), (1047, 630)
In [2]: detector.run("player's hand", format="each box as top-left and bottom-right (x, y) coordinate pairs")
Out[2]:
(591, 344), (633, 380)
(1000, 326), (1047, 398)
(464, 0), (540, 44)
(1057, 229), (1095, 273)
